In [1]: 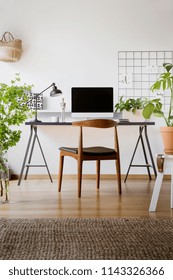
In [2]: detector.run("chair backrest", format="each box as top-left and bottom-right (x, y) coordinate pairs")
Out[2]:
(72, 119), (119, 153)
(72, 119), (118, 129)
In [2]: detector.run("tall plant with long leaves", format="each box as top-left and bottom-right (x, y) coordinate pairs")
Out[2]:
(0, 74), (33, 179)
(142, 63), (173, 126)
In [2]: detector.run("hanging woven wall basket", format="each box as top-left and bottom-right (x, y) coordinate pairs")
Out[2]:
(0, 31), (23, 62)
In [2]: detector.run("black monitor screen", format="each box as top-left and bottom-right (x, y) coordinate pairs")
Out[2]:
(71, 87), (113, 113)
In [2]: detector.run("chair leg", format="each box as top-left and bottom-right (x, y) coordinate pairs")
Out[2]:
(96, 160), (100, 189)
(78, 160), (83, 198)
(58, 154), (64, 192)
(116, 159), (121, 194)
(149, 172), (163, 211)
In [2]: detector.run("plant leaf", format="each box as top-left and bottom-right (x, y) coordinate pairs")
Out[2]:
(150, 81), (162, 91)
(163, 63), (173, 72)
(142, 103), (155, 119)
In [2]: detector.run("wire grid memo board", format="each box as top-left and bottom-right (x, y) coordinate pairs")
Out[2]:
(118, 51), (173, 112)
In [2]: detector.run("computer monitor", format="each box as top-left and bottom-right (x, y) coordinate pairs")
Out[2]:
(71, 87), (114, 118)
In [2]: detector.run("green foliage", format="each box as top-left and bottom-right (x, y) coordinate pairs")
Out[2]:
(0, 74), (34, 176)
(142, 98), (163, 119)
(142, 63), (173, 126)
(114, 96), (147, 114)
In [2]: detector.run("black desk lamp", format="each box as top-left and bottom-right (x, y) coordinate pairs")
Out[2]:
(30, 83), (62, 122)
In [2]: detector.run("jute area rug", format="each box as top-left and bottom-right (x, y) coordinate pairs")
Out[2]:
(0, 217), (173, 260)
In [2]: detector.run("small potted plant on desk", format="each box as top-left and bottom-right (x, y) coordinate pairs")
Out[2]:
(0, 74), (33, 202)
(142, 63), (173, 154)
(114, 96), (147, 121)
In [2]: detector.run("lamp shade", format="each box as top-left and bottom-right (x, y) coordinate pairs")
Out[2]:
(50, 83), (62, 97)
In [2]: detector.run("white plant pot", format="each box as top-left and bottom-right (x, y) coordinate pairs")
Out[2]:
(122, 109), (146, 122)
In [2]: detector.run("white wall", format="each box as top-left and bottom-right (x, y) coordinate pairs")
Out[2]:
(1, 0), (173, 176)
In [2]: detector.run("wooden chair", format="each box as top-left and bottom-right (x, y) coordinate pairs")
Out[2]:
(58, 119), (121, 197)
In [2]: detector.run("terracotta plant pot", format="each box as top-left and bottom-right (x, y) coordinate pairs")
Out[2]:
(160, 127), (173, 154)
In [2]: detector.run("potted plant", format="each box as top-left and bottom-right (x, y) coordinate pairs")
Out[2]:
(0, 74), (33, 202)
(142, 63), (173, 154)
(114, 96), (147, 121)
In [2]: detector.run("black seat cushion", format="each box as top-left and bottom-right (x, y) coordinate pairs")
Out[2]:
(59, 146), (116, 156)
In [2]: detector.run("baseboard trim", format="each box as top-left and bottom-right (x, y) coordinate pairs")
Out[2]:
(11, 174), (171, 180)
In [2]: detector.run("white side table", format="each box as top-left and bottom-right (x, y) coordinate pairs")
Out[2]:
(149, 154), (173, 211)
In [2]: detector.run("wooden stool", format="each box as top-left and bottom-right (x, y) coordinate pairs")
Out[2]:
(149, 154), (173, 211)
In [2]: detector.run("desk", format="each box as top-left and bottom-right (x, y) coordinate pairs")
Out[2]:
(120, 122), (157, 182)
(18, 121), (156, 185)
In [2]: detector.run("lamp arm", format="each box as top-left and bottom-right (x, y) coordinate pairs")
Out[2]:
(33, 84), (54, 122)
(36, 83), (55, 97)
(26, 83), (55, 107)
(26, 82), (60, 122)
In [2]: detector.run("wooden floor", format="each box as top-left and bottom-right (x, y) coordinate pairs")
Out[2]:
(0, 178), (173, 218)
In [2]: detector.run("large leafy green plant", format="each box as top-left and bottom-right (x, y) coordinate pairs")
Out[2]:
(142, 63), (173, 126)
(0, 74), (33, 179)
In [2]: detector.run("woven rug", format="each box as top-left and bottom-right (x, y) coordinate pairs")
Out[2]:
(0, 217), (173, 260)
